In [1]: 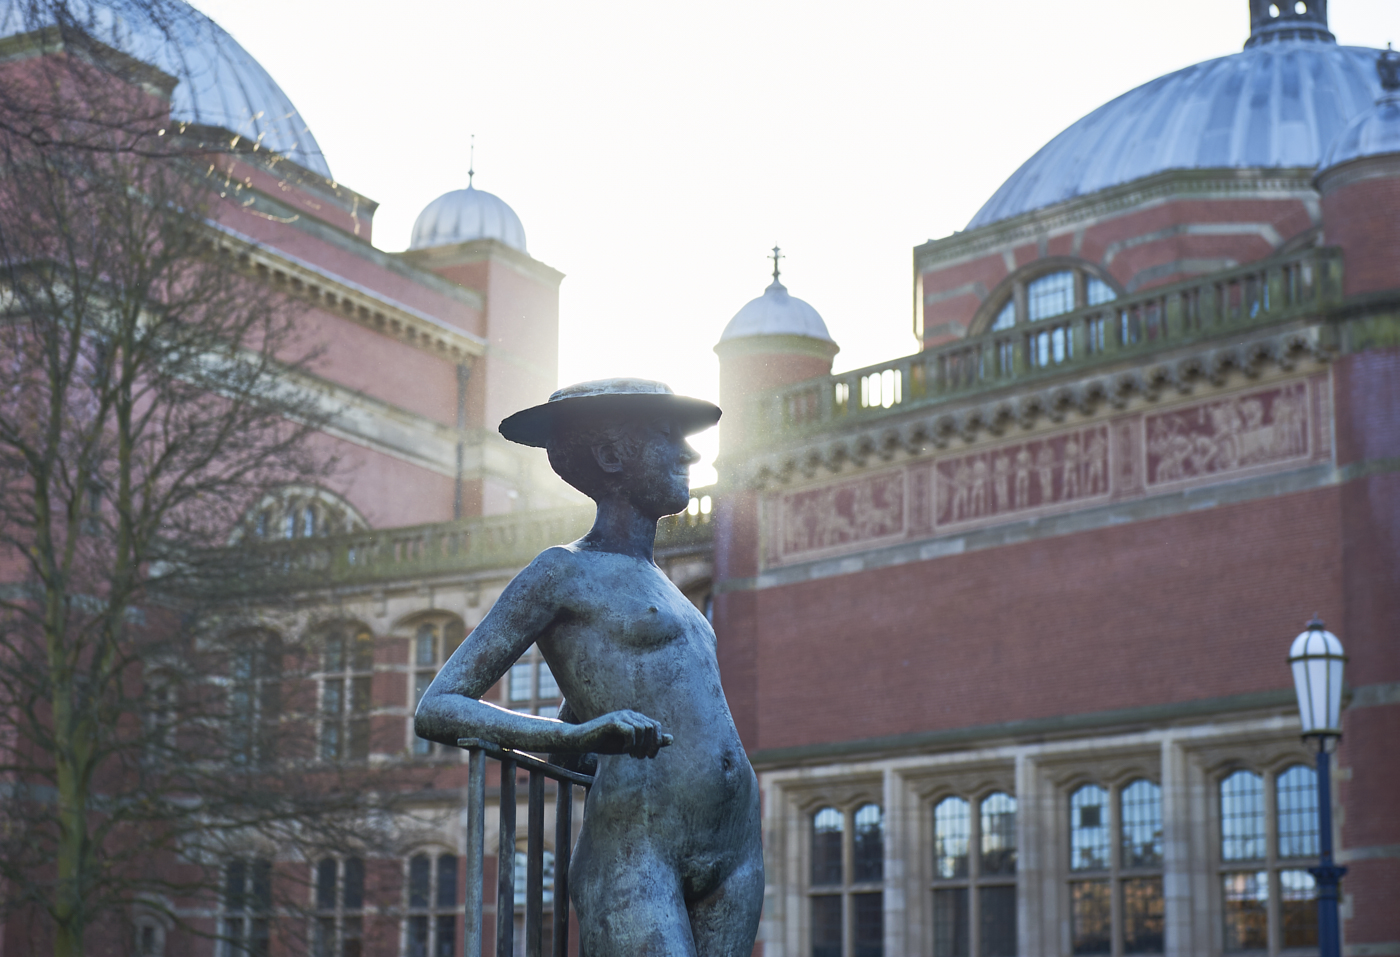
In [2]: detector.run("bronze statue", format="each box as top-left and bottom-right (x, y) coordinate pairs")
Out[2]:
(415, 379), (763, 957)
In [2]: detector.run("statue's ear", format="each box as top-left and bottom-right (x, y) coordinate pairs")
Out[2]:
(591, 441), (625, 474)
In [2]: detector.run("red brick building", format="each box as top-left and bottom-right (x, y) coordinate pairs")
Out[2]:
(710, 6), (1400, 957)
(3, 1), (1397, 956)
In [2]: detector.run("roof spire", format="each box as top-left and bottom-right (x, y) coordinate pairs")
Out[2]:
(769, 245), (784, 285)
(468, 134), (475, 188)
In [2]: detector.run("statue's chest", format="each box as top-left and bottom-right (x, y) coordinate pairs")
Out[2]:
(594, 575), (708, 654)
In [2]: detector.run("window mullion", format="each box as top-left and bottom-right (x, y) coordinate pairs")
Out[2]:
(844, 809), (854, 957)
(1109, 787), (1123, 957)
(972, 803), (984, 957)
(1264, 771), (1280, 957)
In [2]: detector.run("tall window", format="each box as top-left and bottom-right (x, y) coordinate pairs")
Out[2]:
(1068, 779), (1164, 956)
(222, 858), (271, 957)
(411, 619), (466, 756)
(809, 803), (883, 957)
(228, 633), (281, 768)
(931, 792), (1017, 957)
(314, 857), (364, 957)
(502, 644), (563, 719)
(407, 852), (459, 957)
(1219, 766), (1319, 954)
(318, 624), (373, 762)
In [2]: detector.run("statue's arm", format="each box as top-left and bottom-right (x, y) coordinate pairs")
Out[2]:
(413, 548), (667, 757)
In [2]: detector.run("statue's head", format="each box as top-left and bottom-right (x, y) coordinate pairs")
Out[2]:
(499, 379), (720, 514)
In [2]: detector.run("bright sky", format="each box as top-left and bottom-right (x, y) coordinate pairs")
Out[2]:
(193, 0), (1395, 486)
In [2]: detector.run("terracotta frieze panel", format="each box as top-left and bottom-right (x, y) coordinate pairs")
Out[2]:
(1143, 380), (1311, 488)
(932, 425), (1112, 530)
(770, 469), (906, 563)
(761, 374), (1328, 569)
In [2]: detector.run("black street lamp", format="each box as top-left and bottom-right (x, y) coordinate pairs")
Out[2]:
(1288, 617), (1348, 957)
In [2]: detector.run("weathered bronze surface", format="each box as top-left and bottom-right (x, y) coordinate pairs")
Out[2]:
(416, 379), (762, 957)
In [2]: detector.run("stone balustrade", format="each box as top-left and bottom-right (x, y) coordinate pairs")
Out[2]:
(758, 246), (1344, 445)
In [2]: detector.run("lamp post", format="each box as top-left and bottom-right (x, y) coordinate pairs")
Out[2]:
(1288, 617), (1348, 957)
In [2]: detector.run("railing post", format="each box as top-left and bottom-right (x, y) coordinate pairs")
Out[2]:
(526, 772), (545, 957)
(466, 748), (486, 957)
(497, 759), (517, 957)
(553, 784), (574, 957)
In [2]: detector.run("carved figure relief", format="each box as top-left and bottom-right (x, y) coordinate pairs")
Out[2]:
(934, 425), (1111, 526)
(764, 376), (1324, 568)
(1146, 381), (1309, 486)
(778, 471), (905, 557)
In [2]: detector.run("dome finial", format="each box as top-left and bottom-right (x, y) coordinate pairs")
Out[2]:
(769, 245), (784, 285)
(468, 134), (476, 188)
(1380, 43), (1400, 93)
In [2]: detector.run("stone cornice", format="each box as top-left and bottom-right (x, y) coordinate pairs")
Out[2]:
(397, 239), (566, 289)
(210, 222), (487, 363)
(1314, 152), (1400, 194)
(915, 168), (1319, 275)
(740, 325), (1331, 489)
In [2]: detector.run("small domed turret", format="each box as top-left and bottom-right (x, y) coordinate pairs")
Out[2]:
(714, 249), (840, 458)
(721, 275), (835, 344)
(1315, 46), (1400, 297)
(410, 154), (528, 254)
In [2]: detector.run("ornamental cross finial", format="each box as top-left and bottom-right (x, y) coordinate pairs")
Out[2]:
(769, 245), (784, 284)
(468, 134), (476, 187)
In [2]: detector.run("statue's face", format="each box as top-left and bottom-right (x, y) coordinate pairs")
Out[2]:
(613, 416), (699, 518)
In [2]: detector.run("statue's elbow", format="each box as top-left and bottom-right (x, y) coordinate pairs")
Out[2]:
(413, 693), (438, 740)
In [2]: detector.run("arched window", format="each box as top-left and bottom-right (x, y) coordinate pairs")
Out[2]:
(232, 486), (368, 543)
(407, 852), (459, 957)
(1219, 765), (1319, 952)
(314, 857), (364, 957)
(316, 623), (374, 762)
(808, 803), (883, 957)
(411, 618), (467, 756)
(932, 792), (1016, 957)
(1067, 780), (1163, 955)
(979, 266), (1119, 336)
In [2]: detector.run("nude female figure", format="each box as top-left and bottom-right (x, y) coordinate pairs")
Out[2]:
(414, 379), (763, 957)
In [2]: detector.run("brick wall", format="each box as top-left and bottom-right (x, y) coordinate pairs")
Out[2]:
(738, 485), (1344, 753)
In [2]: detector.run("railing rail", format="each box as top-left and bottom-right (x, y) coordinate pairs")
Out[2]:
(761, 246), (1343, 441)
(458, 738), (594, 957)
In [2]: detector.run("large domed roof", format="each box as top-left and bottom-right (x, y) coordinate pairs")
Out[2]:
(410, 184), (528, 253)
(0, 1), (331, 178)
(968, 40), (1386, 230)
(720, 278), (834, 344)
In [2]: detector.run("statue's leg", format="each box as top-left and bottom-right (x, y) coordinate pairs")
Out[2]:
(687, 847), (764, 957)
(572, 844), (696, 957)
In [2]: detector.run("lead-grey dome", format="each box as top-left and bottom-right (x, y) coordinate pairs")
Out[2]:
(0, 0), (331, 178)
(720, 279), (834, 344)
(410, 185), (528, 253)
(968, 40), (1387, 230)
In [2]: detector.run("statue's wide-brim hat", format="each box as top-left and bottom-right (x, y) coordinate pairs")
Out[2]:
(498, 378), (721, 448)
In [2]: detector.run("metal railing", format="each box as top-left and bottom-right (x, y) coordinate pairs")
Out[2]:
(458, 738), (594, 957)
(762, 246), (1343, 441)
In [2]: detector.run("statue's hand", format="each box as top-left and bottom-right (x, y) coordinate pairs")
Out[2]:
(572, 710), (673, 759)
